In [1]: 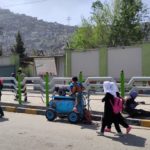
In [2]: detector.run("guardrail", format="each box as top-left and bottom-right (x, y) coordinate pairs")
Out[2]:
(1, 75), (150, 106)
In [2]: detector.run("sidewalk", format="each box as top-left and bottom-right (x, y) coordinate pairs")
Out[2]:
(1, 91), (150, 127)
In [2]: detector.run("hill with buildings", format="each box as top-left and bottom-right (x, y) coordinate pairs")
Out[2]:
(0, 8), (76, 56)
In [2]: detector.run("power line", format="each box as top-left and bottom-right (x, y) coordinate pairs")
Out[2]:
(1, 0), (48, 8)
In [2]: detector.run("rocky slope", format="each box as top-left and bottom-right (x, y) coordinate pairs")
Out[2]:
(0, 8), (76, 56)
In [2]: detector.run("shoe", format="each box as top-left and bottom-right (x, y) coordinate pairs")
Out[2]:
(104, 128), (111, 132)
(126, 126), (132, 134)
(73, 107), (78, 113)
(97, 131), (104, 136)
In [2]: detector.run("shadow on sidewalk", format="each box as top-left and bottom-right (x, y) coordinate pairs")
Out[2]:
(0, 117), (9, 122)
(48, 118), (98, 130)
(104, 134), (146, 147)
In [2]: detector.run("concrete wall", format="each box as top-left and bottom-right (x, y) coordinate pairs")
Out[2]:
(55, 56), (64, 77)
(142, 43), (150, 76)
(108, 47), (142, 80)
(67, 45), (145, 79)
(0, 56), (12, 65)
(71, 50), (99, 78)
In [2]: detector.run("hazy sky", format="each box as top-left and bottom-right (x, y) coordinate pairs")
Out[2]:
(0, 0), (149, 26)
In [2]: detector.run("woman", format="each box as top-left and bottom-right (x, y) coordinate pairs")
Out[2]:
(98, 81), (122, 136)
(104, 82), (132, 134)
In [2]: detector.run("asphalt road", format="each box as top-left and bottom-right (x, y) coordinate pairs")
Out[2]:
(0, 112), (150, 150)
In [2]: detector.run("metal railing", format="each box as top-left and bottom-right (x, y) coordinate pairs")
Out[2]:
(2, 76), (150, 106)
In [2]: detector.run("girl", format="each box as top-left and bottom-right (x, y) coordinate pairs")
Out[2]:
(98, 81), (122, 136)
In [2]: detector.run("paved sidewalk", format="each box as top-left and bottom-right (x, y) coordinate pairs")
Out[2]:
(1, 91), (150, 127)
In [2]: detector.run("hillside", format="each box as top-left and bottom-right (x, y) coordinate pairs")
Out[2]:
(0, 8), (76, 56)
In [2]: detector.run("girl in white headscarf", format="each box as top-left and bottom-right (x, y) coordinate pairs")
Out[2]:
(98, 81), (122, 136)
(104, 82), (132, 134)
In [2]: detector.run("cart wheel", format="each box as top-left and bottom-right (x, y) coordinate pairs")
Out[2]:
(45, 108), (57, 121)
(68, 112), (79, 124)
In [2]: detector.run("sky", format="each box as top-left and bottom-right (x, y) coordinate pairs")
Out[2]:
(0, 0), (149, 26)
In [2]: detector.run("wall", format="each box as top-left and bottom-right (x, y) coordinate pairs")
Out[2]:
(0, 65), (16, 77)
(55, 56), (65, 77)
(142, 43), (150, 76)
(71, 50), (99, 78)
(108, 46), (142, 80)
(0, 56), (12, 65)
(0, 56), (16, 76)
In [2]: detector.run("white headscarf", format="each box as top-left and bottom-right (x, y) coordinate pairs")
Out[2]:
(113, 81), (119, 93)
(103, 81), (118, 97)
(103, 81), (111, 94)
(109, 82), (118, 97)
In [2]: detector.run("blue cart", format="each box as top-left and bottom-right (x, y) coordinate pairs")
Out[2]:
(45, 95), (85, 124)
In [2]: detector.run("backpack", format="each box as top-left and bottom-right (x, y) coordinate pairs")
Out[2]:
(71, 82), (84, 93)
(110, 97), (123, 114)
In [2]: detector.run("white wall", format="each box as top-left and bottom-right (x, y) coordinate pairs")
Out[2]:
(71, 50), (99, 78)
(108, 47), (142, 80)
(0, 56), (12, 65)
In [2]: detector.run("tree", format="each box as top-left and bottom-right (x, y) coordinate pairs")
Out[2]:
(109, 0), (149, 46)
(69, 0), (113, 49)
(69, 18), (94, 49)
(90, 0), (112, 46)
(69, 0), (150, 49)
(14, 31), (26, 58)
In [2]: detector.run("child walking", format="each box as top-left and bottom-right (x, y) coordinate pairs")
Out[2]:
(98, 81), (122, 136)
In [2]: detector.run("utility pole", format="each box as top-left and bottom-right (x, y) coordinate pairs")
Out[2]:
(67, 16), (71, 25)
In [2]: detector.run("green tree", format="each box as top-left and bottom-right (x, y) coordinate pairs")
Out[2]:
(90, 0), (112, 46)
(14, 31), (26, 58)
(69, 18), (94, 49)
(109, 0), (149, 46)
(69, 0), (149, 49)
(69, 0), (113, 49)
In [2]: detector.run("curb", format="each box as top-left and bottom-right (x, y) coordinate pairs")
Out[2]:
(91, 114), (150, 127)
(127, 118), (150, 127)
(140, 119), (150, 127)
(2, 106), (45, 115)
(1, 104), (150, 127)
(1, 102), (46, 110)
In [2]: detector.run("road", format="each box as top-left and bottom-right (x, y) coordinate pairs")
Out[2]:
(0, 112), (150, 150)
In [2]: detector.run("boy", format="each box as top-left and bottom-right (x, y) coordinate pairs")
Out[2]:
(69, 76), (84, 112)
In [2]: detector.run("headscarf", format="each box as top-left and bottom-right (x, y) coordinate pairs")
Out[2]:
(109, 82), (117, 97)
(103, 81), (111, 94)
(129, 90), (138, 99)
(103, 81), (119, 97)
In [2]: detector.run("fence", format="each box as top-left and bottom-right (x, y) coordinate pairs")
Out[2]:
(2, 74), (150, 106)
